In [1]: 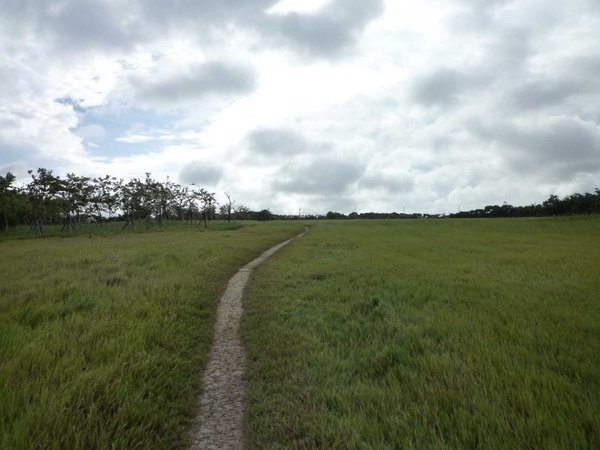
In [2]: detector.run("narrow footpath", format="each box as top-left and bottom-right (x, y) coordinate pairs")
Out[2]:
(190, 228), (307, 450)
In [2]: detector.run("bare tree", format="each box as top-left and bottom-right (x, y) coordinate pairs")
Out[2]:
(224, 192), (233, 223)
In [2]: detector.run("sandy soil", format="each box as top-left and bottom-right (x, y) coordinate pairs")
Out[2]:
(190, 229), (306, 449)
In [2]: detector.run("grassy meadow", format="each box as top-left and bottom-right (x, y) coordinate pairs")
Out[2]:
(0, 221), (303, 449)
(0, 219), (244, 242)
(243, 217), (600, 449)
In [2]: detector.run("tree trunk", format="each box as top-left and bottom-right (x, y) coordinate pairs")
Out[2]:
(122, 214), (131, 230)
(30, 217), (43, 234)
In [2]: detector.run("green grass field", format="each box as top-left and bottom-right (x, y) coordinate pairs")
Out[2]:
(243, 217), (600, 449)
(0, 219), (244, 242)
(2, 217), (599, 449)
(0, 221), (303, 449)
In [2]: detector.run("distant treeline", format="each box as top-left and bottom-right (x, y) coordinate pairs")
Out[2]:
(449, 191), (600, 218)
(320, 211), (431, 220)
(2, 168), (599, 234)
(0, 168), (272, 234)
(297, 190), (600, 220)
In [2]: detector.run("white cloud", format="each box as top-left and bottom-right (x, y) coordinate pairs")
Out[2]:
(75, 124), (106, 142)
(115, 134), (155, 144)
(0, 0), (599, 213)
(268, 0), (334, 15)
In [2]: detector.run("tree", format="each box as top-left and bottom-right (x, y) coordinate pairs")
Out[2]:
(196, 189), (216, 228)
(154, 176), (175, 226)
(119, 178), (144, 230)
(224, 192), (233, 223)
(58, 173), (93, 232)
(171, 184), (189, 222)
(326, 211), (345, 219)
(140, 173), (174, 227)
(0, 172), (16, 233)
(90, 175), (119, 225)
(255, 209), (273, 221)
(183, 186), (198, 224)
(543, 194), (561, 215)
(25, 168), (61, 234)
(234, 204), (251, 220)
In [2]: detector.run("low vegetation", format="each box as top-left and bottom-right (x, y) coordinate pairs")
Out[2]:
(0, 222), (303, 449)
(243, 217), (600, 449)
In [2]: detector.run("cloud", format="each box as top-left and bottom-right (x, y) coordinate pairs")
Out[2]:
(267, 0), (385, 56)
(0, 0), (144, 54)
(179, 161), (223, 186)
(0, 140), (40, 168)
(451, 0), (514, 30)
(0, 160), (29, 179)
(359, 173), (415, 194)
(136, 0), (275, 30)
(23, 0), (383, 59)
(114, 131), (203, 144)
(133, 62), (257, 107)
(45, 0), (143, 52)
(412, 68), (472, 107)
(115, 134), (155, 144)
(1, 0), (600, 214)
(125, 0), (384, 58)
(509, 80), (579, 110)
(246, 127), (308, 156)
(469, 117), (600, 179)
(272, 157), (363, 194)
(74, 124), (106, 142)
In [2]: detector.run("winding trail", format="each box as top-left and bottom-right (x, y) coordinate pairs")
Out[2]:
(190, 228), (307, 450)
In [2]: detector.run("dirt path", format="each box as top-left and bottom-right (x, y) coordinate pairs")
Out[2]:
(190, 228), (306, 450)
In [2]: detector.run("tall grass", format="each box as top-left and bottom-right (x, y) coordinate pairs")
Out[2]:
(0, 221), (303, 449)
(243, 217), (600, 449)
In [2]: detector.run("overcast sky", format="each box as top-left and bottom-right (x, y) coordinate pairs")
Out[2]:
(1, 0), (599, 214)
